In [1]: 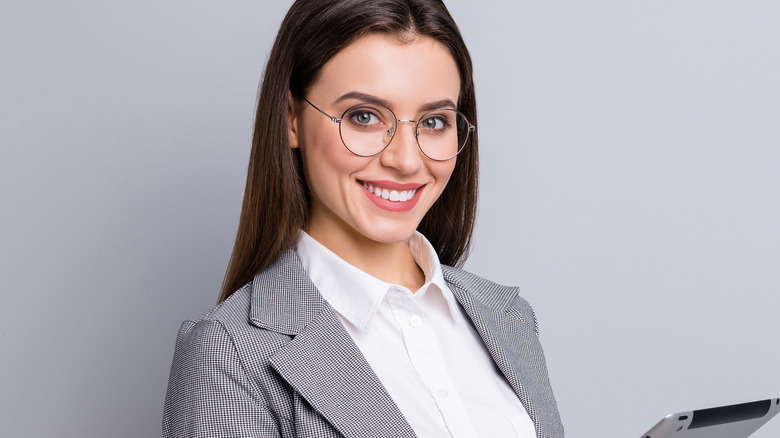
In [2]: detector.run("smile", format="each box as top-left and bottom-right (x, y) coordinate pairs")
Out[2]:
(357, 180), (424, 213)
(361, 183), (418, 202)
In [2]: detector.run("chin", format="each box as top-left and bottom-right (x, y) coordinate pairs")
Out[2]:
(355, 220), (420, 245)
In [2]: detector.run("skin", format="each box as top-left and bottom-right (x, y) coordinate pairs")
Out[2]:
(288, 33), (461, 291)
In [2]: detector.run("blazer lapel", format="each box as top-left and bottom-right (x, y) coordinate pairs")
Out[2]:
(249, 250), (416, 438)
(442, 266), (558, 438)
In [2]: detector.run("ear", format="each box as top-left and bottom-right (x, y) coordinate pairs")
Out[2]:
(288, 90), (300, 149)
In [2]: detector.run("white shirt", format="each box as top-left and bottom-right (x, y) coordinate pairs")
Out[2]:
(295, 231), (536, 438)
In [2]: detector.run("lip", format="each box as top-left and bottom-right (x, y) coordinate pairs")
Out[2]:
(357, 180), (424, 212)
(359, 180), (423, 191)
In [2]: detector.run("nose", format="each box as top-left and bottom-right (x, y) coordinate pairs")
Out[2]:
(379, 121), (423, 174)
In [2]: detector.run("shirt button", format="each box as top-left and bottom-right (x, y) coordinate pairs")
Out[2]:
(437, 389), (449, 399)
(409, 315), (422, 327)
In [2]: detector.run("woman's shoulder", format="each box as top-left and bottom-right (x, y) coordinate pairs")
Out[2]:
(440, 264), (528, 305)
(440, 264), (512, 288)
(440, 264), (538, 334)
(164, 282), (297, 437)
(173, 282), (292, 364)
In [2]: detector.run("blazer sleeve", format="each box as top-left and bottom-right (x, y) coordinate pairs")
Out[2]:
(162, 319), (281, 438)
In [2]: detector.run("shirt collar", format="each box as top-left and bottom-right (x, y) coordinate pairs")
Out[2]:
(409, 233), (465, 323)
(295, 231), (462, 333)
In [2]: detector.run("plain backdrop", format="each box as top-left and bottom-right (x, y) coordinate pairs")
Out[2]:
(1, 1), (778, 437)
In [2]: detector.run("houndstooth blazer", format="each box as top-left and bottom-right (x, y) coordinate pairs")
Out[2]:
(163, 249), (564, 437)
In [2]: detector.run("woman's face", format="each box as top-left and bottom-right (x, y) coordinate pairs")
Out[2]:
(290, 33), (461, 250)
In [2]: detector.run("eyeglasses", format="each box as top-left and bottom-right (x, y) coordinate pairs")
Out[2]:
(303, 97), (475, 161)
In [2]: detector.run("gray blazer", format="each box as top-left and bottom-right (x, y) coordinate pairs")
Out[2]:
(163, 249), (564, 437)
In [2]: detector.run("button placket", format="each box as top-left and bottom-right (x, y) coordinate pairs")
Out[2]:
(385, 286), (480, 438)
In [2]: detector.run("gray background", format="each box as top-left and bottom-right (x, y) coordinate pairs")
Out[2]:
(1, 1), (778, 437)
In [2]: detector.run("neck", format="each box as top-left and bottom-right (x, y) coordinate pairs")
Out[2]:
(306, 227), (426, 292)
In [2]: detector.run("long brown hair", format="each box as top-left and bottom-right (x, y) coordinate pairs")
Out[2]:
(219, 0), (479, 303)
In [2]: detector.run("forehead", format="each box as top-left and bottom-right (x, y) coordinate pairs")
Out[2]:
(308, 33), (461, 109)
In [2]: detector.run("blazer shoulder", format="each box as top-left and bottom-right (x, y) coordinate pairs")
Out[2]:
(441, 264), (523, 305)
(164, 286), (291, 437)
(441, 265), (539, 335)
(177, 283), (292, 363)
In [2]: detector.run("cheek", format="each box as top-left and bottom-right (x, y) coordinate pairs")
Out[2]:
(433, 159), (457, 189)
(299, 128), (363, 194)
(428, 160), (458, 208)
(299, 122), (341, 174)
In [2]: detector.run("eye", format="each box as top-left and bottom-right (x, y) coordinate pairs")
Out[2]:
(346, 109), (381, 126)
(419, 115), (448, 131)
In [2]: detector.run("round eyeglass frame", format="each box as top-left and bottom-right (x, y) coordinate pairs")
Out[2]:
(302, 97), (475, 161)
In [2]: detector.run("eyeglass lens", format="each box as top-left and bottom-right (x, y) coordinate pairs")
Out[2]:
(338, 104), (470, 160)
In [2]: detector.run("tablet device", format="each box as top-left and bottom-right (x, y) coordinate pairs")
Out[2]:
(641, 398), (780, 438)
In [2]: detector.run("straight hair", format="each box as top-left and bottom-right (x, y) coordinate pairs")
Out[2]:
(219, 0), (478, 303)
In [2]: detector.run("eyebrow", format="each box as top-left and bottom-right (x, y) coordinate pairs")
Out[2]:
(333, 92), (458, 113)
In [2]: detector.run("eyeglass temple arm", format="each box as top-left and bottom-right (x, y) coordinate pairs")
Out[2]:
(302, 97), (341, 123)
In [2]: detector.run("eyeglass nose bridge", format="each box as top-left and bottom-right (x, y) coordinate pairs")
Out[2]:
(384, 118), (421, 144)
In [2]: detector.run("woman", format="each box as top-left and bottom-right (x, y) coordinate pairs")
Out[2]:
(163, 1), (564, 437)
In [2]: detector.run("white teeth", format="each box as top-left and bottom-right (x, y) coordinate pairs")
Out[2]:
(362, 183), (417, 202)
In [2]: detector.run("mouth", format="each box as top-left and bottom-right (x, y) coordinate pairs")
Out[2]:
(360, 182), (419, 202)
(357, 180), (424, 212)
